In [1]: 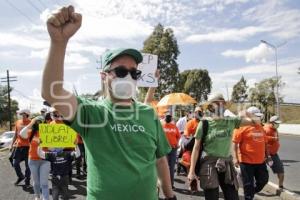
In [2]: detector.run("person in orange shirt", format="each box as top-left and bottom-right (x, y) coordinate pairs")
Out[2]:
(162, 114), (181, 188)
(50, 108), (64, 124)
(183, 107), (202, 138)
(19, 115), (51, 200)
(264, 115), (284, 189)
(10, 109), (32, 186)
(232, 106), (269, 200)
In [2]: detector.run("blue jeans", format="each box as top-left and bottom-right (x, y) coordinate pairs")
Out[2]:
(167, 148), (177, 186)
(28, 159), (51, 200)
(240, 163), (269, 200)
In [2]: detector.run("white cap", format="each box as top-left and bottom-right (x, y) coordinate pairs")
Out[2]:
(247, 106), (263, 117)
(207, 93), (225, 103)
(49, 107), (57, 113)
(18, 109), (30, 115)
(270, 115), (282, 124)
(40, 108), (47, 112)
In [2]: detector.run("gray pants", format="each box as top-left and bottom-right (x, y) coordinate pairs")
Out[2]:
(52, 175), (69, 200)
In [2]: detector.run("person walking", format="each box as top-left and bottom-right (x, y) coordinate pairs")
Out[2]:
(41, 5), (175, 200)
(162, 114), (181, 188)
(20, 116), (51, 200)
(232, 106), (269, 200)
(10, 109), (31, 186)
(188, 93), (261, 200)
(264, 115), (284, 189)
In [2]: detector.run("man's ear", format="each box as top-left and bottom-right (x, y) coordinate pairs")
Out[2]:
(100, 72), (106, 82)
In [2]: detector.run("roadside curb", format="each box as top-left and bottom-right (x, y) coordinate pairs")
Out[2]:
(263, 182), (300, 200)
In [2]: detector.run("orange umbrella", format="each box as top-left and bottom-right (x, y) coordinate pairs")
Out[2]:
(150, 100), (168, 117)
(157, 93), (197, 107)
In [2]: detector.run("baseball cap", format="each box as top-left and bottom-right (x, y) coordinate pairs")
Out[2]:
(247, 106), (263, 117)
(269, 115), (282, 124)
(18, 109), (30, 115)
(40, 108), (47, 113)
(102, 48), (143, 71)
(203, 93), (225, 108)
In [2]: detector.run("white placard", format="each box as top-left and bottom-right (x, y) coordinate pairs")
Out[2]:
(137, 53), (158, 87)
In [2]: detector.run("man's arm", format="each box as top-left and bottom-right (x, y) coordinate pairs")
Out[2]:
(156, 156), (175, 199)
(238, 110), (260, 127)
(188, 138), (201, 180)
(144, 70), (159, 105)
(144, 87), (156, 105)
(232, 143), (240, 167)
(41, 5), (82, 121)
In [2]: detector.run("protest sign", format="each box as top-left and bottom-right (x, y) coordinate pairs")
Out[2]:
(39, 124), (77, 148)
(137, 53), (158, 87)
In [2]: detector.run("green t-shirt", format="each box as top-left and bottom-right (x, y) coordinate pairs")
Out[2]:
(195, 117), (241, 158)
(70, 97), (171, 200)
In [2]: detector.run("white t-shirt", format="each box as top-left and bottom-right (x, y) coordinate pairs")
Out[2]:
(176, 116), (187, 133)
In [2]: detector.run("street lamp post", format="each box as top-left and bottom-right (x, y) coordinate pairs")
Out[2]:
(260, 40), (286, 118)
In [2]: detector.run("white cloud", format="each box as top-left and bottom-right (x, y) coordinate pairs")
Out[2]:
(0, 32), (48, 49)
(210, 57), (300, 103)
(222, 43), (274, 63)
(184, 26), (269, 43)
(77, 15), (153, 40)
(65, 53), (90, 65)
(11, 88), (44, 113)
(243, 0), (300, 39)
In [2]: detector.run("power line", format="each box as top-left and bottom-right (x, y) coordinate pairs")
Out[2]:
(4, 0), (37, 25)
(26, 0), (43, 13)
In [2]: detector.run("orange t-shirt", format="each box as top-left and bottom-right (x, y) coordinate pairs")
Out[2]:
(28, 131), (48, 160)
(14, 119), (31, 147)
(184, 118), (199, 137)
(264, 124), (280, 155)
(232, 124), (267, 164)
(162, 123), (181, 148)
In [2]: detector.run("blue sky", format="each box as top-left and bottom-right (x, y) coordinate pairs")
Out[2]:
(0, 0), (300, 112)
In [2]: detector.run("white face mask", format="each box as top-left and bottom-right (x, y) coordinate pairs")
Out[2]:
(110, 74), (137, 100)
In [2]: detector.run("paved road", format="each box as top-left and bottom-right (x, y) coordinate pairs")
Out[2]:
(268, 134), (300, 195)
(0, 149), (279, 200)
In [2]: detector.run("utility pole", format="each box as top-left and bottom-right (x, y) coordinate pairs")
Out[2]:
(261, 40), (286, 118)
(1, 70), (17, 131)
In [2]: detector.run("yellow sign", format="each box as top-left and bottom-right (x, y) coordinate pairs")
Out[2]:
(39, 124), (77, 148)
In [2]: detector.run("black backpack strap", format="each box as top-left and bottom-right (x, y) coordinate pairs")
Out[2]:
(195, 119), (209, 175)
(200, 119), (209, 150)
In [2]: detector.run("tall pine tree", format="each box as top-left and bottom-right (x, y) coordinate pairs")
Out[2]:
(231, 76), (248, 103)
(142, 24), (180, 98)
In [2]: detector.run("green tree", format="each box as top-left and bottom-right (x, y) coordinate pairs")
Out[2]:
(0, 85), (19, 127)
(142, 23), (180, 98)
(180, 69), (211, 102)
(231, 76), (248, 103)
(249, 77), (284, 120)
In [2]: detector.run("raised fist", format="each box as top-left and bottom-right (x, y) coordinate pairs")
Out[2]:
(47, 5), (82, 42)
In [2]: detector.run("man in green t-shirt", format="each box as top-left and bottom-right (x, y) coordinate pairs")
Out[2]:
(187, 93), (261, 200)
(41, 5), (176, 200)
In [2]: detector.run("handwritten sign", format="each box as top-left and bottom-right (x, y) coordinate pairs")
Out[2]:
(39, 124), (77, 148)
(137, 53), (158, 87)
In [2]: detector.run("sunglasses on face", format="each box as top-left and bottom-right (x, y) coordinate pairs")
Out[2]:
(106, 66), (142, 80)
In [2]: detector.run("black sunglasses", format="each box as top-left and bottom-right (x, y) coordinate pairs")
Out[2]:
(106, 66), (142, 80)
